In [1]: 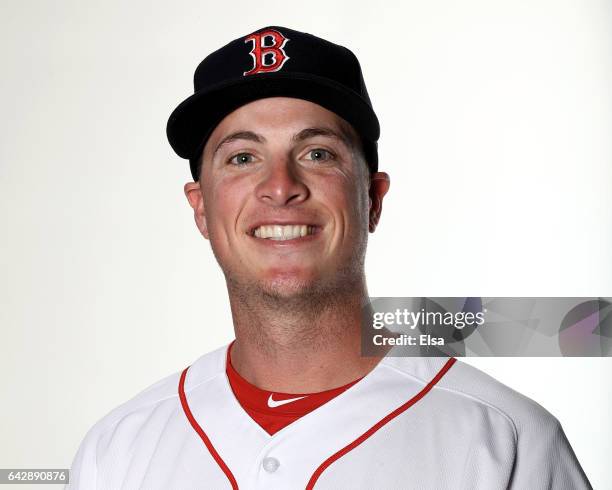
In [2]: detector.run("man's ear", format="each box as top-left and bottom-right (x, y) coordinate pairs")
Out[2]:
(184, 181), (209, 239)
(368, 172), (390, 232)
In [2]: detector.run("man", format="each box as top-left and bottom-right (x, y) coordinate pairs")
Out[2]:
(68, 26), (592, 489)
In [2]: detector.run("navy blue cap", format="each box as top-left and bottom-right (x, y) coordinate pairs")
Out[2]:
(166, 26), (380, 180)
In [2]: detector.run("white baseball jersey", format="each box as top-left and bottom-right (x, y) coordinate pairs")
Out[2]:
(67, 344), (591, 489)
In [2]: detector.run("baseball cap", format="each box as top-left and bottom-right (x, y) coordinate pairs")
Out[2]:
(166, 26), (380, 180)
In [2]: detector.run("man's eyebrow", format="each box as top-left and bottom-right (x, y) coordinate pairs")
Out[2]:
(292, 127), (352, 147)
(212, 126), (353, 159)
(213, 131), (266, 158)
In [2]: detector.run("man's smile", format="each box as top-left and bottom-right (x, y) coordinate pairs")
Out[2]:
(251, 224), (318, 240)
(246, 219), (324, 246)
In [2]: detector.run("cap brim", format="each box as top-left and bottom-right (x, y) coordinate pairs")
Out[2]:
(166, 72), (380, 161)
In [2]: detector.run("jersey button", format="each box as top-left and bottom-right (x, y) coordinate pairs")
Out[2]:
(262, 456), (280, 473)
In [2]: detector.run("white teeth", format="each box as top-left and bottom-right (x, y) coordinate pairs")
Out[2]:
(253, 224), (316, 240)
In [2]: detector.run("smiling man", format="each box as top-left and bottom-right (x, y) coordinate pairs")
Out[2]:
(181, 95), (389, 400)
(67, 26), (591, 489)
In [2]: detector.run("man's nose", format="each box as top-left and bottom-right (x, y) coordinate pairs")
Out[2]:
(255, 157), (309, 206)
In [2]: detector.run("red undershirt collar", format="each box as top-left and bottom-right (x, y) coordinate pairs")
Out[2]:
(225, 342), (363, 434)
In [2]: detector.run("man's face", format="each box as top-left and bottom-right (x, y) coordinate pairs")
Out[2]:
(185, 97), (389, 298)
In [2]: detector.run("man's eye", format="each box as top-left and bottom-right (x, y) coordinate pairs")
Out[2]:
(229, 153), (254, 165)
(306, 149), (334, 162)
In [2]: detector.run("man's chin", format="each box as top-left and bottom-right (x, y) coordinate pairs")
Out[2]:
(225, 266), (355, 302)
(260, 274), (318, 299)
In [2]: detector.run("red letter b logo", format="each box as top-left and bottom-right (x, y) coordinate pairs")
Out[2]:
(243, 29), (290, 76)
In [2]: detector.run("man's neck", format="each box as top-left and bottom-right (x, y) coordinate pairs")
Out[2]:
(226, 277), (386, 393)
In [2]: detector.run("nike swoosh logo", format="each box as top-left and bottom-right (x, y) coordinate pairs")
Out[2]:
(267, 394), (308, 408)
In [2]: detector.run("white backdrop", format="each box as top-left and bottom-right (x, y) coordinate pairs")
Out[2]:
(1, 0), (611, 488)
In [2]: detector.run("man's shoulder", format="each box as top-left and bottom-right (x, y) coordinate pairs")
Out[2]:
(377, 356), (591, 488)
(79, 344), (228, 445)
(67, 345), (229, 488)
(381, 356), (559, 436)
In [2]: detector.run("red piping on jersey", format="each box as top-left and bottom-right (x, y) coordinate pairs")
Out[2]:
(178, 367), (239, 490)
(306, 357), (457, 490)
(179, 357), (456, 490)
